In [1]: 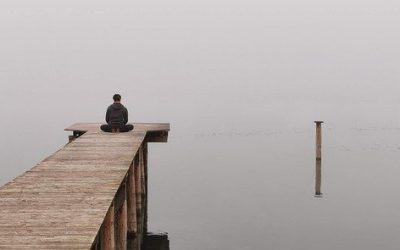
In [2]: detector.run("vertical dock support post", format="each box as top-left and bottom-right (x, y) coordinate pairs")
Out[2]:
(100, 205), (114, 250)
(135, 145), (144, 250)
(143, 142), (148, 237)
(68, 130), (84, 143)
(127, 155), (139, 250)
(114, 181), (127, 250)
(139, 144), (146, 241)
(314, 121), (323, 196)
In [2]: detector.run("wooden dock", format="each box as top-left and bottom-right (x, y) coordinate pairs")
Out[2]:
(0, 123), (169, 250)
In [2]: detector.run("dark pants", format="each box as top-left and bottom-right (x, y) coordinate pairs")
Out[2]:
(100, 124), (134, 132)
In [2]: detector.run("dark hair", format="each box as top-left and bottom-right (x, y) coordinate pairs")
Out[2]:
(113, 94), (121, 102)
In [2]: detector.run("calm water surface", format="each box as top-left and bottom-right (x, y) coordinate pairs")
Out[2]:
(147, 125), (400, 250)
(1, 91), (400, 250)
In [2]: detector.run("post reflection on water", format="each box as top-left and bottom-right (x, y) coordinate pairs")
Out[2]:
(314, 121), (323, 197)
(135, 232), (170, 250)
(126, 232), (170, 250)
(315, 159), (322, 197)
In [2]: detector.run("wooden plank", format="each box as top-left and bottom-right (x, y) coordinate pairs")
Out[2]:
(64, 123), (170, 143)
(0, 122), (169, 249)
(0, 129), (146, 249)
(65, 123), (170, 133)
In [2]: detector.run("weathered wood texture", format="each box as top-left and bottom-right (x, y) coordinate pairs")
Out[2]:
(65, 123), (169, 134)
(143, 143), (149, 240)
(114, 182), (127, 250)
(100, 205), (114, 250)
(0, 123), (169, 249)
(65, 123), (170, 143)
(127, 160), (137, 235)
(135, 147), (144, 250)
(315, 121), (323, 160)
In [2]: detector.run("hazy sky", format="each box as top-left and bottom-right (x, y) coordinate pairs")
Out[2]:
(1, 2), (399, 89)
(1, 0), (400, 124)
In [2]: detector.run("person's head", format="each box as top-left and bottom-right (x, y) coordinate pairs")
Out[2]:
(113, 94), (121, 102)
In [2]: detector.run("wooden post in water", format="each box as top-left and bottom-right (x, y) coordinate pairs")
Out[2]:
(314, 121), (323, 196)
(114, 181), (127, 250)
(100, 205), (114, 250)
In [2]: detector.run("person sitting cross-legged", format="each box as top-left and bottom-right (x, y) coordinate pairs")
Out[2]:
(100, 94), (134, 133)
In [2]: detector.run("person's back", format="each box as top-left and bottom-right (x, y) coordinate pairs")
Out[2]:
(100, 94), (134, 132)
(106, 103), (128, 127)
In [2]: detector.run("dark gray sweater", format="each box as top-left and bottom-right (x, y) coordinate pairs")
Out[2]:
(105, 103), (129, 126)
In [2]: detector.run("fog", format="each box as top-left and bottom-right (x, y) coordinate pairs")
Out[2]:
(1, 1), (400, 249)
